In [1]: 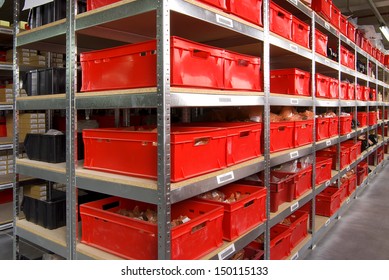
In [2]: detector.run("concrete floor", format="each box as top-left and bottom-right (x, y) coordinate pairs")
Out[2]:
(1, 164), (389, 260)
(305, 164), (389, 260)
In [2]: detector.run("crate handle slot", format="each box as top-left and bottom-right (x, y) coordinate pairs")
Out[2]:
(278, 126), (286, 131)
(298, 24), (305, 30)
(194, 137), (210, 146)
(102, 201), (120, 210)
(243, 200), (254, 208)
(277, 11), (286, 18)
(239, 131), (250, 138)
(191, 49), (210, 59)
(191, 222), (206, 234)
(237, 59), (249, 67)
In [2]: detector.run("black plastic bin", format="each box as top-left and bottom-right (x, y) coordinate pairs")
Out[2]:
(24, 133), (84, 163)
(22, 189), (66, 230)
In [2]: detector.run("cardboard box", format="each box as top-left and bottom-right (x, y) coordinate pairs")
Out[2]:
(29, 55), (46, 62)
(0, 20), (10, 27)
(0, 89), (12, 95)
(0, 170), (7, 175)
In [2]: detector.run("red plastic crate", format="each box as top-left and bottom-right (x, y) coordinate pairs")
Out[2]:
(339, 181), (348, 203)
(368, 111), (377, 125)
(224, 51), (262, 91)
(317, 147), (348, 170)
(372, 47), (377, 59)
(292, 17), (310, 49)
(270, 171), (295, 199)
(316, 117), (330, 141)
(311, 0), (332, 22)
(347, 174), (357, 196)
(270, 121), (294, 153)
(342, 141), (357, 163)
(328, 78), (339, 99)
(340, 46), (349, 68)
(386, 55), (389, 66)
(272, 165), (312, 199)
(370, 88), (377, 101)
(83, 126), (228, 182)
(347, 22), (356, 43)
(268, 224), (292, 260)
(242, 246), (264, 260)
(294, 120), (314, 147)
(316, 74), (330, 98)
(270, 68), (311, 96)
(357, 161), (368, 185)
(282, 211), (309, 249)
(339, 15), (348, 36)
(361, 37), (368, 52)
(194, 122), (262, 166)
(197, 184), (267, 241)
(270, 2), (293, 40)
(197, 0), (227, 10)
(80, 197), (224, 260)
(340, 82), (347, 100)
(315, 29), (328, 57)
(316, 187), (341, 217)
(330, 4), (340, 29)
(362, 86), (370, 101)
(365, 40), (372, 55)
(340, 115), (352, 135)
(328, 117), (339, 137)
(0, 189), (12, 204)
(315, 157), (333, 185)
(347, 83), (355, 100)
(356, 84), (363, 100)
(357, 112), (367, 127)
(87, 0), (119, 10)
(80, 37), (225, 91)
(227, 0), (263, 26)
(348, 50), (355, 69)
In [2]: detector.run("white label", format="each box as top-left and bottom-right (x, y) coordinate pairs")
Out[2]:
(347, 102), (351, 106)
(347, 38), (351, 45)
(288, 0), (298, 5)
(324, 59), (330, 65)
(216, 14), (233, 28)
(290, 98), (299, 105)
(289, 44), (298, 53)
(346, 197), (351, 204)
(347, 133), (351, 139)
(326, 140), (331, 146)
(218, 244), (236, 260)
(338, 215), (342, 220)
(291, 202), (299, 212)
(290, 151), (299, 159)
(291, 252), (299, 260)
(325, 180), (331, 187)
(0, 144), (13, 150)
(346, 165), (351, 171)
(325, 219), (331, 227)
(324, 22), (330, 30)
(217, 171), (235, 184)
(219, 97), (231, 103)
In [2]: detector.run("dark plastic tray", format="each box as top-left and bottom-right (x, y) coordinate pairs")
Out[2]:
(22, 189), (66, 230)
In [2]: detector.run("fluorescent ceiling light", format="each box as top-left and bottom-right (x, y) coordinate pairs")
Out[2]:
(380, 26), (389, 42)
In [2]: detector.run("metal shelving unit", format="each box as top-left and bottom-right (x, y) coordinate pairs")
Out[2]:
(0, 27), (16, 232)
(11, 0), (389, 260)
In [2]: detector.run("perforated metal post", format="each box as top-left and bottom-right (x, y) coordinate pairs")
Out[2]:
(310, 12), (317, 246)
(156, 0), (171, 260)
(12, 0), (21, 260)
(66, 0), (77, 260)
(262, 0), (271, 260)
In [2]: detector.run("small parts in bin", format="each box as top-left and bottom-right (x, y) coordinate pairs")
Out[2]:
(198, 190), (248, 203)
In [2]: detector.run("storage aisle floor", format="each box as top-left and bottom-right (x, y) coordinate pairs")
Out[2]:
(304, 163), (389, 260)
